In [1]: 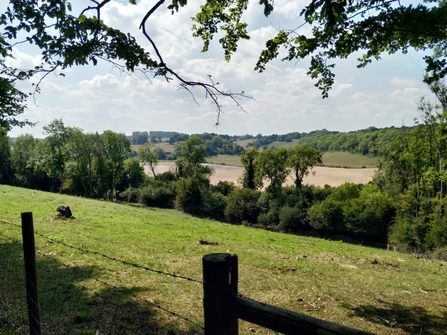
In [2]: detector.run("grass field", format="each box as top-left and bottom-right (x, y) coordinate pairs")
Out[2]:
(322, 152), (379, 168)
(205, 155), (242, 166)
(1, 185), (446, 334)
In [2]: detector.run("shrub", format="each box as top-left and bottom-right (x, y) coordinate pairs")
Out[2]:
(119, 187), (141, 203)
(278, 206), (299, 232)
(202, 191), (227, 220)
(211, 181), (236, 196)
(175, 177), (204, 215)
(257, 206), (280, 226)
(225, 188), (261, 224)
(140, 186), (175, 208)
(155, 171), (177, 183)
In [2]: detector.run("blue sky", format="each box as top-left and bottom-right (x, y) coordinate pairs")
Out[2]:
(5, 0), (433, 138)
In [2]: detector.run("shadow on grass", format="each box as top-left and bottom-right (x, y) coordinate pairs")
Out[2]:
(341, 299), (447, 335)
(0, 239), (203, 335)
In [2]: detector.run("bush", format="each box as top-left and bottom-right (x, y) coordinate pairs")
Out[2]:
(278, 206), (299, 232)
(211, 181), (236, 196)
(175, 177), (204, 215)
(155, 171), (177, 183)
(140, 186), (175, 208)
(257, 206), (280, 226)
(202, 191), (227, 220)
(225, 188), (261, 224)
(119, 187), (141, 203)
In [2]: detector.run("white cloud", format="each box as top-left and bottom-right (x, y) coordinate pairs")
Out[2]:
(6, 0), (435, 138)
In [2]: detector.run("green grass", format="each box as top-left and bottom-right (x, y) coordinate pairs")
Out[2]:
(322, 152), (379, 168)
(235, 139), (256, 148)
(2, 185), (445, 334)
(205, 155), (242, 166)
(266, 139), (301, 149)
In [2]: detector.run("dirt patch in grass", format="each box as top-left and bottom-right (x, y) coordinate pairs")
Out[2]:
(152, 162), (376, 187)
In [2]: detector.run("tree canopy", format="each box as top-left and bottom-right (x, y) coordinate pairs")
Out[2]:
(1, 0), (446, 129)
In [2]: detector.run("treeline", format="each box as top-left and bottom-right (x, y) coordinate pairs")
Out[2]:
(246, 127), (414, 156)
(3, 80), (447, 252)
(0, 121), (141, 198)
(133, 126), (416, 159)
(130, 131), (245, 157)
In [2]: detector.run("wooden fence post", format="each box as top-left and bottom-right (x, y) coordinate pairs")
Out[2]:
(21, 212), (42, 335)
(203, 253), (238, 335)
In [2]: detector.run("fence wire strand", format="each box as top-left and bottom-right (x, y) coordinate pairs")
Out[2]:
(33, 230), (203, 284)
(36, 251), (205, 332)
(1, 220), (205, 334)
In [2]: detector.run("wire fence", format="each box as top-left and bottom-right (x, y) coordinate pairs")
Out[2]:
(0, 219), (205, 335)
(1, 216), (369, 335)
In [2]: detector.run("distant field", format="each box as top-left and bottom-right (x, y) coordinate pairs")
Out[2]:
(266, 139), (300, 149)
(235, 138), (256, 148)
(205, 155), (242, 166)
(322, 152), (379, 168)
(152, 162), (375, 187)
(1, 185), (446, 335)
(204, 152), (379, 169)
(132, 142), (175, 153)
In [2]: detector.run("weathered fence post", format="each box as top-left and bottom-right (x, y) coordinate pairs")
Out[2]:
(21, 212), (42, 335)
(203, 253), (238, 335)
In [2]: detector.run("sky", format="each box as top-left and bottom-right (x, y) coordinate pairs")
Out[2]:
(4, 0), (434, 138)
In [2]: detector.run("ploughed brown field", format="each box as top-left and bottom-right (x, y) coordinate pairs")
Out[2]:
(149, 162), (376, 187)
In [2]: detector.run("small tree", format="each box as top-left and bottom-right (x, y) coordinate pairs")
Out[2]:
(287, 145), (322, 190)
(255, 148), (289, 195)
(240, 148), (262, 190)
(139, 142), (158, 178)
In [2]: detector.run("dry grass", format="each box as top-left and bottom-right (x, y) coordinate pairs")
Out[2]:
(152, 162), (375, 187)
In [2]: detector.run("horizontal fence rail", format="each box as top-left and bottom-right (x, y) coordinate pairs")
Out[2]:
(202, 253), (374, 335)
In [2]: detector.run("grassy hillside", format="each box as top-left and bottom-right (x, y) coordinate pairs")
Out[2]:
(322, 152), (379, 168)
(205, 155), (242, 166)
(1, 185), (446, 334)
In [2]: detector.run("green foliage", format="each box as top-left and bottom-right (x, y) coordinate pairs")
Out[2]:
(155, 171), (177, 183)
(308, 198), (345, 233)
(329, 182), (361, 202)
(202, 190), (227, 220)
(308, 183), (394, 241)
(287, 145), (322, 189)
(211, 180), (236, 196)
(240, 148), (261, 189)
(225, 188), (261, 224)
(426, 216), (447, 250)
(140, 185), (175, 208)
(255, 147), (289, 195)
(175, 136), (213, 181)
(138, 142), (158, 178)
(118, 186), (142, 203)
(0, 128), (11, 184)
(175, 177), (204, 215)
(10, 134), (40, 188)
(254, 1), (447, 96)
(278, 206), (299, 232)
(192, 0), (250, 61)
(117, 157), (146, 192)
(131, 131), (148, 145)
(344, 184), (395, 241)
